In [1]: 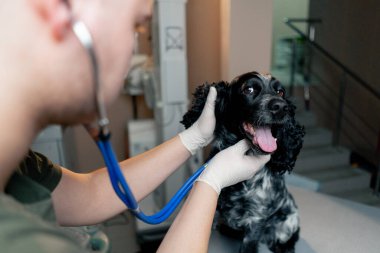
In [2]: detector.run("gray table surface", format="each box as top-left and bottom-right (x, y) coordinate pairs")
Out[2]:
(209, 186), (380, 253)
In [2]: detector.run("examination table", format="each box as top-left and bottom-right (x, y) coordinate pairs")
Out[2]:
(209, 186), (380, 253)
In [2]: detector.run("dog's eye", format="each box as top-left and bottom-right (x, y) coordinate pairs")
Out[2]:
(277, 89), (285, 97)
(243, 87), (254, 95)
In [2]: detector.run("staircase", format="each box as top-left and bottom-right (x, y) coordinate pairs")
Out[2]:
(285, 109), (380, 208)
(278, 18), (380, 208)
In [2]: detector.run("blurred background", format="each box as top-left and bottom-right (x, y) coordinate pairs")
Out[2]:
(31, 0), (380, 252)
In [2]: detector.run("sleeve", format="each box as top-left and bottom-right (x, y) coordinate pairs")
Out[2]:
(17, 150), (63, 192)
(0, 195), (86, 253)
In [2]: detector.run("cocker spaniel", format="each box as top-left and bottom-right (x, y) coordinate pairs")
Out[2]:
(181, 71), (305, 253)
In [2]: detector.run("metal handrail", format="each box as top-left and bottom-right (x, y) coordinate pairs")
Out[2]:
(284, 18), (380, 101)
(284, 18), (380, 194)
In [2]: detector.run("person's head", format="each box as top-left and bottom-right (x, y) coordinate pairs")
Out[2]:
(0, 0), (152, 126)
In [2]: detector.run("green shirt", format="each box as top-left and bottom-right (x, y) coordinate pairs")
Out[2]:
(0, 151), (85, 252)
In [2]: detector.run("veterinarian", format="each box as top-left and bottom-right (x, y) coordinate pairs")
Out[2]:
(0, 0), (270, 252)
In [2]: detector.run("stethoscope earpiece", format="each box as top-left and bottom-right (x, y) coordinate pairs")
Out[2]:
(72, 20), (109, 136)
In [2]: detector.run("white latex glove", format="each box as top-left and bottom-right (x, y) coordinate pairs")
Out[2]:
(197, 140), (271, 194)
(179, 87), (217, 155)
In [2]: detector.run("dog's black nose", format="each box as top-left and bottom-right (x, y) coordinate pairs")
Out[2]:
(269, 100), (289, 115)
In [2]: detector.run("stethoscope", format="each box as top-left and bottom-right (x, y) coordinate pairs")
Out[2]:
(72, 21), (207, 224)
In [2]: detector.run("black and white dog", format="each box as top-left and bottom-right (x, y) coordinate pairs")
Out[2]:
(181, 71), (305, 253)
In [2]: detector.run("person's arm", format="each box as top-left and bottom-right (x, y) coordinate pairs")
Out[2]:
(158, 140), (271, 252)
(52, 135), (190, 226)
(157, 182), (218, 253)
(52, 88), (218, 226)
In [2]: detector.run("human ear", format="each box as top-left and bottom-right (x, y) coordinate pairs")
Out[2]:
(30, 0), (71, 41)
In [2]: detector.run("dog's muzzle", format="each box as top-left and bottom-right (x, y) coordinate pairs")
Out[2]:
(242, 123), (277, 153)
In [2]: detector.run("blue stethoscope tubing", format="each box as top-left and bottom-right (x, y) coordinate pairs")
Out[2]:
(96, 133), (207, 224)
(72, 20), (207, 225)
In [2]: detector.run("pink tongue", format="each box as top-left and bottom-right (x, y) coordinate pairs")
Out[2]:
(254, 127), (277, 153)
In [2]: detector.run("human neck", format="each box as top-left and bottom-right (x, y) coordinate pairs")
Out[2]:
(0, 74), (47, 192)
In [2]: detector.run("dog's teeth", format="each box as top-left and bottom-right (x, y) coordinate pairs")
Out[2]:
(275, 138), (277, 142)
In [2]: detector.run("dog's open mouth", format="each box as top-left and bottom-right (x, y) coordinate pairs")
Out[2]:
(242, 122), (278, 153)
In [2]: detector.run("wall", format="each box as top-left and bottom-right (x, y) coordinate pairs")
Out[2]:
(189, 0), (275, 89)
(221, 0), (273, 81)
(186, 0), (221, 92)
(309, 0), (380, 164)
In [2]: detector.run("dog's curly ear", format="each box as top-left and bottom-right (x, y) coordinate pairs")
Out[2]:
(181, 81), (229, 129)
(268, 101), (305, 174)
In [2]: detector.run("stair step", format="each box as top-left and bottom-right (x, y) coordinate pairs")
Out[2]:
(299, 166), (371, 194)
(332, 188), (380, 207)
(285, 173), (320, 191)
(300, 165), (362, 181)
(303, 127), (333, 148)
(295, 110), (317, 129)
(295, 146), (350, 172)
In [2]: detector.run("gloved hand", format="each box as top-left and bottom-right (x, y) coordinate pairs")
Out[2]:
(179, 87), (217, 155)
(197, 140), (271, 194)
